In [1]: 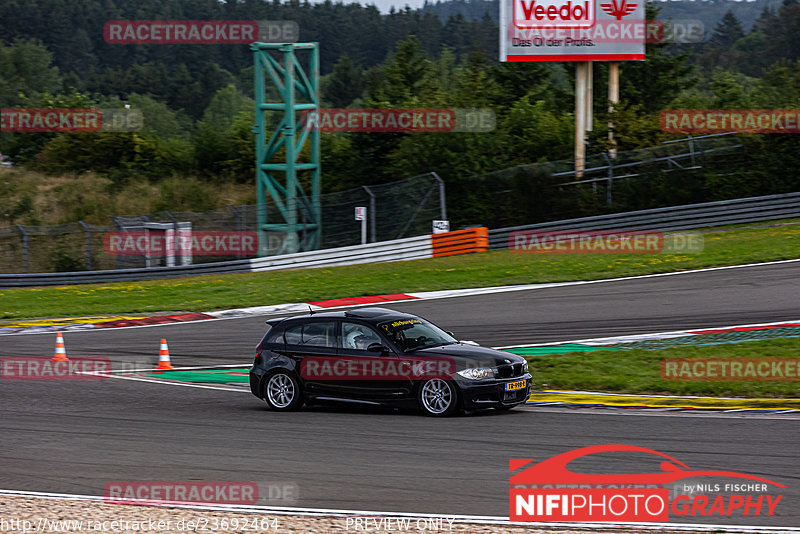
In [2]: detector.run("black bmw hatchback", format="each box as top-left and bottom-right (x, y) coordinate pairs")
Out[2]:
(249, 307), (531, 416)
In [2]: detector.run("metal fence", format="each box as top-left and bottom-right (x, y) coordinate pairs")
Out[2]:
(0, 133), (783, 275)
(3, 191), (798, 287)
(488, 192), (800, 249)
(315, 172), (445, 247)
(448, 133), (748, 230)
(0, 234), (437, 288)
(550, 133), (745, 201)
(0, 173), (446, 274)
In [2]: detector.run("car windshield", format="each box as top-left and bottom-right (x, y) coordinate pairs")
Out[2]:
(378, 318), (457, 352)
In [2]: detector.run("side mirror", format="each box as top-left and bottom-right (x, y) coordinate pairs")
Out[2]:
(367, 343), (389, 354)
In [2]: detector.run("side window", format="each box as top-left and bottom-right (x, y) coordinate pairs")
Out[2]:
(264, 327), (282, 344)
(284, 324), (303, 345)
(302, 322), (337, 347)
(342, 322), (383, 350)
(257, 327), (282, 349)
(284, 322), (337, 348)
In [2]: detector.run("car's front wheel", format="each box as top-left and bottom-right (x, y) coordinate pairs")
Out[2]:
(417, 378), (458, 417)
(263, 371), (303, 411)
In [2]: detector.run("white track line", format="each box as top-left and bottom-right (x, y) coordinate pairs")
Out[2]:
(90, 372), (247, 393)
(4, 258), (800, 336)
(531, 389), (800, 401)
(1, 489), (796, 532)
(104, 363), (246, 374)
(83, 363), (249, 392)
(497, 319), (800, 349)
(8, 262), (798, 529)
(518, 406), (800, 419)
(400, 257), (800, 303)
(92, 317), (800, 406)
(94, 368), (799, 418)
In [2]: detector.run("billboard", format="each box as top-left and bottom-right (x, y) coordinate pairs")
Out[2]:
(500, 0), (645, 62)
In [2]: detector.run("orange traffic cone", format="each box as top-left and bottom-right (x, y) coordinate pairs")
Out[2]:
(155, 338), (173, 369)
(52, 332), (68, 361)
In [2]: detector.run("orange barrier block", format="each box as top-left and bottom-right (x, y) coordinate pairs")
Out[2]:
(431, 227), (489, 257)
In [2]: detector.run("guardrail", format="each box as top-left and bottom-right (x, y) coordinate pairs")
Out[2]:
(0, 228), (487, 287)
(2, 190), (799, 287)
(249, 235), (434, 272)
(0, 259), (254, 288)
(488, 192), (800, 249)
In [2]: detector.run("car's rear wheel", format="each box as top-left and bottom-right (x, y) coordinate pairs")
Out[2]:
(263, 371), (303, 411)
(418, 378), (458, 417)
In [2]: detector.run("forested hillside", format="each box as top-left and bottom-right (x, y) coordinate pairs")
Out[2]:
(421, 0), (785, 33)
(0, 0), (498, 120)
(1, 0), (799, 229)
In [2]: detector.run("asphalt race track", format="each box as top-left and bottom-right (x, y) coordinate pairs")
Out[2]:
(1, 261), (799, 527)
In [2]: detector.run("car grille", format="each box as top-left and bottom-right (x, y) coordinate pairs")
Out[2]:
(496, 363), (525, 379)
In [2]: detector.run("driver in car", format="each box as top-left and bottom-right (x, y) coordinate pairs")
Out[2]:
(390, 329), (407, 350)
(346, 327), (375, 350)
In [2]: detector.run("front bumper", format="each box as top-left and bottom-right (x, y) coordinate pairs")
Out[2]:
(456, 374), (532, 410)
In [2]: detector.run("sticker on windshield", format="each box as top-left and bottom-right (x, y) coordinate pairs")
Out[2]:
(390, 319), (423, 328)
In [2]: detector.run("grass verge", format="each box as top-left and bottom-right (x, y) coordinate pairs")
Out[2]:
(521, 337), (800, 398)
(1, 220), (799, 321)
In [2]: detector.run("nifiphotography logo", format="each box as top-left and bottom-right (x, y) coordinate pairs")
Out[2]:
(509, 444), (785, 522)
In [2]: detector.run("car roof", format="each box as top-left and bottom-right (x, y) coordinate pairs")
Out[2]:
(265, 307), (417, 326)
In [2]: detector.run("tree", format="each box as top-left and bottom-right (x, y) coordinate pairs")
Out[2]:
(0, 90), (89, 165)
(753, 58), (800, 107)
(696, 9), (748, 71)
(321, 54), (366, 108)
(709, 69), (758, 108)
(370, 35), (438, 105)
(193, 84), (254, 180)
(486, 61), (555, 110)
(504, 97), (572, 162)
(617, 4), (697, 114)
(709, 10), (746, 50)
(0, 39), (62, 107)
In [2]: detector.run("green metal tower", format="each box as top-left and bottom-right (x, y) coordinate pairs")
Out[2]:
(252, 42), (321, 256)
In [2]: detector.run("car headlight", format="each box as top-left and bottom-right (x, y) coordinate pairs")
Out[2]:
(522, 361), (529, 374)
(456, 367), (495, 380)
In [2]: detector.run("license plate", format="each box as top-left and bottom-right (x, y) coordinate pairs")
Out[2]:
(505, 380), (526, 391)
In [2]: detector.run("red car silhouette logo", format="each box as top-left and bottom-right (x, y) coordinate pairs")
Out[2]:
(600, 0), (637, 20)
(510, 444), (785, 487)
